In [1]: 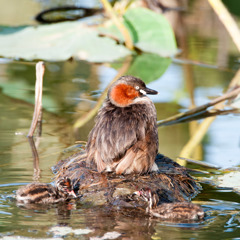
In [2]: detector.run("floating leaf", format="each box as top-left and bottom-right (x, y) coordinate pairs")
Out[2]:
(99, 7), (178, 57)
(124, 8), (177, 56)
(0, 7), (177, 62)
(126, 53), (171, 83)
(0, 22), (130, 62)
(49, 226), (93, 237)
(217, 171), (240, 192)
(203, 169), (240, 195)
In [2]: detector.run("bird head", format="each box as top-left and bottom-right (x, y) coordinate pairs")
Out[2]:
(56, 177), (77, 199)
(135, 188), (159, 211)
(108, 76), (158, 107)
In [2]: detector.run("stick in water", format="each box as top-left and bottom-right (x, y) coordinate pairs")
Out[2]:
(28, 62), (45, 137)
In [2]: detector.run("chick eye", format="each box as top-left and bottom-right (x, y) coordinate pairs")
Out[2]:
(135, 86), (140, 90)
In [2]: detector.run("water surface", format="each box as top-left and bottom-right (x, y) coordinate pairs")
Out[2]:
(0, 1), (240, 239)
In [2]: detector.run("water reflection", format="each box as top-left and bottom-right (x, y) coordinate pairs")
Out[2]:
(1, 192), (240, 239)
(0, 0), (240, 239)
(0, 59), (240, 238)
(1, 172), (240, 239)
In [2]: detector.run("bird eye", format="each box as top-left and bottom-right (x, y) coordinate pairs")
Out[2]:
(135, 86), (140, 90)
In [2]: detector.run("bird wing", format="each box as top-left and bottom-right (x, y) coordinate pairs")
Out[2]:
(97, 105), (146, 162)
(87, 103), (147, 170)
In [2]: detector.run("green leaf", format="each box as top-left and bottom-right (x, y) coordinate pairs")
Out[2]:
(124, 8), (177, 56)
(0, 7), (177, 62)
(0, 22), (130, 62)
(99, 7), (178, 57)
(222, 0), (240, 17)
(126, 53), (171, 83)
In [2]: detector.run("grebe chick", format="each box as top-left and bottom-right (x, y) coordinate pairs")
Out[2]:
(136, 188), (204, 220)
(16, 177), (76, 204)
(86, 75), (159, 174)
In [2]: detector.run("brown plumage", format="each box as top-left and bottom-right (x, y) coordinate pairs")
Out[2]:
(86, 75), (159, 174)
(16, 177), (76, 204)
(136, 188), (204, 220)
(53, 153), (201, 206)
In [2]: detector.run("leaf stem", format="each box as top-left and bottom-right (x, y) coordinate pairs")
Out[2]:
(100, 0), (134, 50)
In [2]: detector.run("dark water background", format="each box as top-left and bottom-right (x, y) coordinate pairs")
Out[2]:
(0, 0), (240, 239)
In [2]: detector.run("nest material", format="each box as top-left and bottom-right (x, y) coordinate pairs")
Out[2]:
(53, 152), (201, 207)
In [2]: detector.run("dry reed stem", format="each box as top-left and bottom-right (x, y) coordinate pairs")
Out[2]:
(208, 0), (240, 52)
(27, 61), (45, 181)
(27, 62), (45, 137)
(178, 68), (240, 165)
(100, 0), (133, 50)
(158, 86), (240, 126)
(178, 117), (216, 165)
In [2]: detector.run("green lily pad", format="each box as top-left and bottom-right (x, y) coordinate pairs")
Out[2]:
(0, 22), (130, 62)
(124, 8), (177, 56)
(126, 53), (171, 83)
(0, 7), (177, 62)
(99, 7), (178, 57)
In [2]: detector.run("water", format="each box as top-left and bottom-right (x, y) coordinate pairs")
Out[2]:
(0, 0), (240, 239)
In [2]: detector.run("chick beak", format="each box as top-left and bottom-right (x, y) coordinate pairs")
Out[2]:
(134, 190), (141, 196)
(140, 87), (158, 95)
(68, 190), (77, 198)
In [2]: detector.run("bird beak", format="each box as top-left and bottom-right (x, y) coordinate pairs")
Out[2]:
(134, 191), (141, 196)
(68, 190), (77, 198)
(140, 87), (158, 95)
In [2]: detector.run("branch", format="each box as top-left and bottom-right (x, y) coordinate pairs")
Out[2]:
(158, 86), (240, 127)
(208, 0), (240, 52)
(27, 61), (45, 137)
(177, 68), (240, 164)
(100, 0), (133, 50)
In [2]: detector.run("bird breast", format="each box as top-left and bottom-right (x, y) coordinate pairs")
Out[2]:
(86, 98), (158, 173)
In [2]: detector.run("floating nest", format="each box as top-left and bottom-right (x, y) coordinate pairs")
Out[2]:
(53, 151), (201, 208)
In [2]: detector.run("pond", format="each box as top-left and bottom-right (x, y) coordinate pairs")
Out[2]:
(0, 0), (240, 239)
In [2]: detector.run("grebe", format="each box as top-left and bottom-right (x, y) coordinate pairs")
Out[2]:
(136, 188), (204, 220)
(16, 177), (76, 204)
(86, 75), (159, 174)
